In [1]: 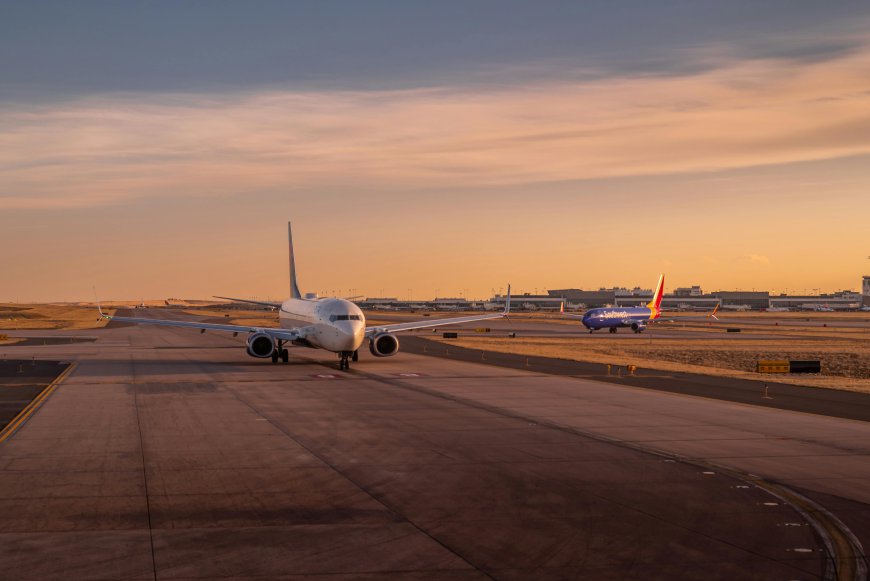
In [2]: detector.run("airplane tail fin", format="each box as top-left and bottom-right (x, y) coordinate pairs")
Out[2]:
(503, 285), (512, 315)
(646, 274), (665, 312)
(709, 304), (720, 320)
(560, 300), (565, 314)
(288, 222), (302, 299)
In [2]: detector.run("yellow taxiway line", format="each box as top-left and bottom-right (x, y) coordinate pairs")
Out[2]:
(0, 362), (77, 445)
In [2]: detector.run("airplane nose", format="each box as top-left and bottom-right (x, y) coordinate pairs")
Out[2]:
(332, 321), (365, 351)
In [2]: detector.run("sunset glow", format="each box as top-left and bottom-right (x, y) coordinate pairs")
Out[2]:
(2, 2), (869, 301)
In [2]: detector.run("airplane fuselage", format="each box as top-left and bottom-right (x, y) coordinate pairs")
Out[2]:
(279, 297), (366, 352)
(581, 306), (659, 331)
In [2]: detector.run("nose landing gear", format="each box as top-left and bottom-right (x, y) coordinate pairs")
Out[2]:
(339, 351), (353, 371)
(271, 340), (290, 364)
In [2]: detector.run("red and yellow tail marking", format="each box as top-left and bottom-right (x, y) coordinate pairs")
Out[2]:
(646, 274), (665, 319)
(709, 304), (720, 320)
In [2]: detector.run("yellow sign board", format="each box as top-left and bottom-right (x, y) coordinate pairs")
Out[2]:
(757, 360), (789, 373)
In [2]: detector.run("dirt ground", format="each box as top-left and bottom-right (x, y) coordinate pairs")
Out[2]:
(0, 304), (114, 330)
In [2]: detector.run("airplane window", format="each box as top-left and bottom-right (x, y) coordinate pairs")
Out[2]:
(329, 314), (362, 321)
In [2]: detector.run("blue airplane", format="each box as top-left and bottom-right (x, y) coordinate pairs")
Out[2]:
(563, 274), (666, 333)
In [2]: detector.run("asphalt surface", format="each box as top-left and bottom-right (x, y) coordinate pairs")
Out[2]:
(2, 337), (96, 347)
(400, 336), (870, 423)
(0, 360), (67, 432)
(0, 316), (867, 579)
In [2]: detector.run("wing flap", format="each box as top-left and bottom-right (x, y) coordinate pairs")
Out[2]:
(366, 311), (506, 336)
(213, 296), (282, 309)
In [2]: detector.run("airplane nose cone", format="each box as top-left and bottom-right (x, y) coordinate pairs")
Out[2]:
(326, 321), (365, 352)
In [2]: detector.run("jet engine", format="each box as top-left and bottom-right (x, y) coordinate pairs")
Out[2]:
(246, 333), (276, 358)
(369, 333), (400, 357)
(630, 322), (646, 333)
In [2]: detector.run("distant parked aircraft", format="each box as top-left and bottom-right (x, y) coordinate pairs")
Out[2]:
(800, 304), (835, 312)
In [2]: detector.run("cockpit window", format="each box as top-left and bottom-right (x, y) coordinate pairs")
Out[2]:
(329, 314), (362, 322)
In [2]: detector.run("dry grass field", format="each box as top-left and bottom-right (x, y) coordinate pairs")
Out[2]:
(0, 303), (114, 330)
(184, 308), (281, 328)
(434, 335), (870, 393)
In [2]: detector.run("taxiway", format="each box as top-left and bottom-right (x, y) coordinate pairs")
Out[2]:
(0, 316), (867, 579)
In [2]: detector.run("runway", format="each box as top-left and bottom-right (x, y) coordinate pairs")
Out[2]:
(0, 319), (867, 579)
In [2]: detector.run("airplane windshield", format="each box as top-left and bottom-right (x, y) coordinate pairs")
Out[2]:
(329, 314), (362, 322)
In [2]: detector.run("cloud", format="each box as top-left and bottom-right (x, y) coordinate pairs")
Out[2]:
(2, 43), (870, 209)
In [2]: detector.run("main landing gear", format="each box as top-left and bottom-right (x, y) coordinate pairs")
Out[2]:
(609, 328), (618, 334)
(338, 350), (360, 371)
(271, 340), (290, 364)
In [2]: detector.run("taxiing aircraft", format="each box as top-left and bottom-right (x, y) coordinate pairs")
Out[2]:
(100, 223), (511, 370)
(565, 274), (666, 333)
(561, 276), (719, 333)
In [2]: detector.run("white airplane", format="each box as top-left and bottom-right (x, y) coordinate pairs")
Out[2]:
(99, 223), (511, 370)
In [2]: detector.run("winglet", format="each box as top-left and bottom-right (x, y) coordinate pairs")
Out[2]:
(288, 222), (302, 300)
(503, 284), (512, 315)
(93, 287), (110, 319)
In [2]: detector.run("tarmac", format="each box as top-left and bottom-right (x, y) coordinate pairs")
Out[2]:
(0, 359), (68, 432)
(0, 313), (867, 580)
(399, 336), (870, 422)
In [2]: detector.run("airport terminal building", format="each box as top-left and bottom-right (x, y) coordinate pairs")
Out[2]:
(358, 276), (870, 312)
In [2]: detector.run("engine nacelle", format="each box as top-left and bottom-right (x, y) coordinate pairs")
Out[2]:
(369, 333), (400, 357)
(630, 322), (646, 333)
(246, 333), (276, 358)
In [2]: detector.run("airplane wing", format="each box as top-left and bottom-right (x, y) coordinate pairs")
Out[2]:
(99, 306), (302, 341)
(365, 285), (511, 337)
(651, 305), (720, 324)
(213, 296), (282, 309)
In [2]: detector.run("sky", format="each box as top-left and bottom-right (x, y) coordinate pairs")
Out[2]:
(2, 1), (869, 301)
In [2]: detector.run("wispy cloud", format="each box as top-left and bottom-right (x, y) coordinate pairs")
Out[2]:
(2, 44), (870, 209)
